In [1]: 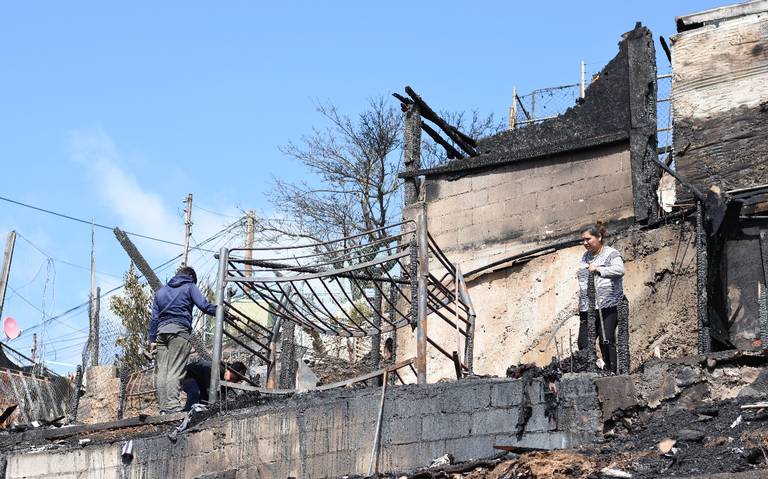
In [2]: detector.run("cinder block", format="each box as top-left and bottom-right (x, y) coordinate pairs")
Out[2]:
(490, 380), (524, 407)
(536, 187), (572, 210)
(444, 434), (497, 462)
(421, 412), (472, 440)
(389, 396), (441, 418)
(381, 442), (422, 472)
(471, 408), (519, 435)
(381, 416), (422, 445)
(430, 177), (472, 199)
(471, 171), (507, 191)
(303, 428), (330, 455)
(493, 431), (589, 450)
(472, 201), (504, 226)
(521, 175), (548, 196)
(524, 404), (558, 433)
(431, 228), (459, 252)
(559, 376), (598, 398)
(486, 181), (521, 204)
(436, 382), (492, 413)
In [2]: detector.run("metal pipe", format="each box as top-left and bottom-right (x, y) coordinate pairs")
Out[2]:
(209, 247), (229, 404)
(368, 370), (389, 476)
(416, 206), (429, 385)
(457, 266), (476, 374)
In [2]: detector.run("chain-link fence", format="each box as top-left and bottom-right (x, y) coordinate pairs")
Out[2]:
(0, 343), (73, 427)
(657, 73), (673, 155)
(512, 83), (582, 128)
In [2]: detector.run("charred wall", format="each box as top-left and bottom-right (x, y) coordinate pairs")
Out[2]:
(672, 3), (768, 194)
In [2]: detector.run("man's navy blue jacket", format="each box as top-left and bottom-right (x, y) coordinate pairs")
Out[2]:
(148, 273), (216, 342)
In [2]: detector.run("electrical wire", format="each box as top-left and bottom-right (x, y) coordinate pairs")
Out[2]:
(0, 194), (216, 253)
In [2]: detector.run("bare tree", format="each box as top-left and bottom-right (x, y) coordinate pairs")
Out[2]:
(261, 96), (502, 368)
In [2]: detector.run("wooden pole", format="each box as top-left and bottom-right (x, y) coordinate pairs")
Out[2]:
(88, 221), (95, 365)
(580, 60), (586, 99)
(245, 210), (255, 277)
(416, 206), (429, 385)
(0, 230), (17, 321)
(93, 287), (100, 366)
(182, 193), (193, 267)
(31, 333), (37, 363)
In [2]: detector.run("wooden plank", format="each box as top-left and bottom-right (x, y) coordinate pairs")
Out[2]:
(222, 358), (416, 394)
(676, 0), (768, 31)
(672, 11), (768, 197)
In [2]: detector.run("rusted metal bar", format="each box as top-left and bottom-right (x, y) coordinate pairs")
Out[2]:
(452, 351), (462, 380)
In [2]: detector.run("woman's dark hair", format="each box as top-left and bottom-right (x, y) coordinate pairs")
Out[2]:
(581, 221), (607, 243)
(177, 266), (198, 284)
(227, 361), (248, 380)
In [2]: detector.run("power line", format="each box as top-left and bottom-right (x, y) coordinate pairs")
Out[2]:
(0, 194), (223, 253)
(16, 233), (123, 279)
(20, 216), (244, 336)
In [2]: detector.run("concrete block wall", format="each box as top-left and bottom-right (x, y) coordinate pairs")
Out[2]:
(424, 142), (633, 271)
(4, 376), (601, 479)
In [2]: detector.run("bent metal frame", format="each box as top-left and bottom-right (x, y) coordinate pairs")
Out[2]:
(207, 210), (477, 402)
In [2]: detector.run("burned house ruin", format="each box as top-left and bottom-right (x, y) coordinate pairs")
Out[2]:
(2, 2), (768, 478)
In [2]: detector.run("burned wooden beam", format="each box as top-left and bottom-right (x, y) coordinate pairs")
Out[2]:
(394, 92), (464, 159)
(421, 122), (463, 160)
(113, 228), (164, 292)
(404, 86), (479, 157)
(659, 35), (672, 62)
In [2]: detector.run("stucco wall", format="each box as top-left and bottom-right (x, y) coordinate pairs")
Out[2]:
(397, 222), (698, 381)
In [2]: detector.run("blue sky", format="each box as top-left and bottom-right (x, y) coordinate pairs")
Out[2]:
(0, 1), (725, 372)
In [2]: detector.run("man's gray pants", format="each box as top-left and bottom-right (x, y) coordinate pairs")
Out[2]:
(156, 332), (192, 412)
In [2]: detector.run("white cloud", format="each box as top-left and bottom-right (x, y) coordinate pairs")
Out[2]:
(67, 128), (182, 256)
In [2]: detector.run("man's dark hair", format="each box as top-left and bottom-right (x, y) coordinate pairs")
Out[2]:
(228, 361), (248, 381)
(177, 266), (198, 284)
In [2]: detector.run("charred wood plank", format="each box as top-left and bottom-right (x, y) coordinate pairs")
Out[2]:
(113, 227), (163, 292)
(404, 86), (479, 156)
(421, 122), (464, 160)
(659, 35), (672, 62)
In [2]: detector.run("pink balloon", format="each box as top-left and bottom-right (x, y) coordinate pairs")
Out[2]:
(3, 317), (20, 340)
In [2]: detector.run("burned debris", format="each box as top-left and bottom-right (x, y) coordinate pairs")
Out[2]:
(2, 2), (768, 479)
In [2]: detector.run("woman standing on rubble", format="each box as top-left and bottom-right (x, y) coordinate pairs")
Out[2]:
(576, 221), (624, 373)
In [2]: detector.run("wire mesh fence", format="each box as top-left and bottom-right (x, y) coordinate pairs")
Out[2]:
(0, 343), (73, 427)
(657, 73), (673, 154)
(512, 83), (582, 128)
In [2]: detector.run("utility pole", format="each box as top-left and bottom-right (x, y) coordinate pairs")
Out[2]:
(181, 193), (193, 267)
(93, 287), (100, 366)
(88, 221), (96, 366)
(0, 230), (17, 320)
(245, 210), (255, 277)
